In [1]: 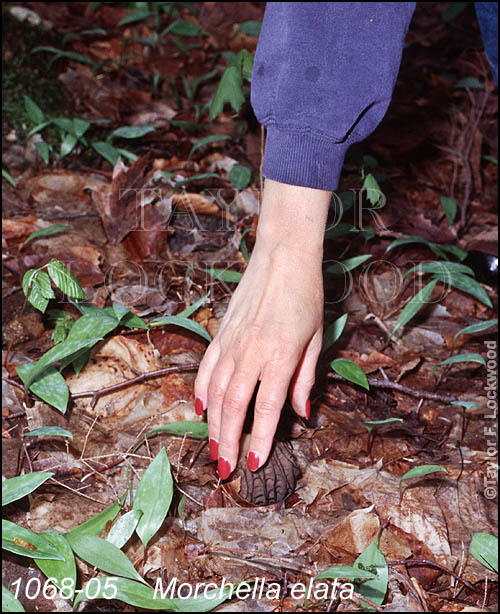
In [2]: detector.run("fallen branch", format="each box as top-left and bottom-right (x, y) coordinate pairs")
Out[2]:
(327, 372), (457, 403)
(70, 363), (200, 409)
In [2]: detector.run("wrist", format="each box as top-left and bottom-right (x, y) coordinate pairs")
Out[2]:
(255, 179), (331, 256)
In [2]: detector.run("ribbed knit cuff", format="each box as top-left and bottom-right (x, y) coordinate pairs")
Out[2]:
(262, 126), (350, 191)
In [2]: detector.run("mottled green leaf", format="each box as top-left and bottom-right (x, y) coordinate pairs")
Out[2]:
(2, 520), (65, 561)
(68, 533), (147, 584)
(133, 448), (173, 548)
(24, 427), (73, 440)
(34, 531), (77, 599)
(145, 421), (208, 440)
(2, 472), (54, 507)
(391, 279), (438, 337)
(469, 533), (498, 573)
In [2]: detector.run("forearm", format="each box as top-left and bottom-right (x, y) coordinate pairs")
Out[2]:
(252, 2), (416, 190)
(255, 179), (331, 257)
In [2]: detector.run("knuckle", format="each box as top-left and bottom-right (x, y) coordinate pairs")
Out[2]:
(222, 394), (246, 417)
(254, 398), (280, 419)
(207, 381), (226, 402)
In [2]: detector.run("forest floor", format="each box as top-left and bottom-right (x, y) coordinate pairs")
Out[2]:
(2, 2), (498, 612)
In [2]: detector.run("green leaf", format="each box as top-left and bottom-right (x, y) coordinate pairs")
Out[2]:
(451, 400), (482, 410)
(2, 585), (25, 612)
(322, 313), (348, 354)
(21, 224), (71, 248)
(363, 418), (405, 434)
(2, 168), (17, 187)
(455, 76), (483, 89)
(32, 46), (96, 67)
(68, 533), (147, 584)
(23, 427), (73, 440)
(149, 315), (211, 343)
(437, 353), (486, 367)
(2, 519), (65, 561)
(178, 294), (209, 318)
(60, 132), (78, 158)
(107, 510), (143, 549)
(404, 261), (475, 278)
(192, 69), (217, 98)
(73, 576), (233, 611)
(205, 268), (243, 283)
(92, 141), (120, 166)
(120, 312), (149, 330)
(173, 173), (219, 189)
(314, 565), (376, 580)
(46, 259), (86, 299)
(330, 358), (369, 390)
(71, 347), (91, 375)
(118, 10), (153, 26)
(16, 366), (70, 413)
(469, 533), (498, 573)
(26, 120), (52, 140)
(51, 117), (75, 134)
(391, 279), (438, 337)
(483, 154), (498, 165)
(145, 421), (209, 440)
(239, 228), (251, 262)
(35, 141), (51, 165)
(209, 66), (244, 120)
(385, 236), (465, 260)
(188, 134), (230, 160)
(236, 20), (261, 36)
(326, 254), (372, 274)
(354, 537), (388, 609)
(34, 531), (77, 599)
(110, 125), (155, 140)
(229, 164), (252, 190)
(133, 448), (173, 548)
(2, 472), (54, 507)
(65, 501), (121, 539)
(324, 222), (358, 240)
(16, 336), (102, 390)
(432, 272), (492, 308)
(233, 49), (254, 81)
(439, 196), (457, 225)
(362, 173), (384, 207)
(399, 465), (448, 496)
(22, 269), (54, 313)
(453, 319), (497, 345)
(48, 308), (74, 342)
(439, 244), (468, 261)
(164, 19), (202, 36)
(178, 494), (186, 519)
(23, 95), (45, 124)
(72, 118), (91, 138)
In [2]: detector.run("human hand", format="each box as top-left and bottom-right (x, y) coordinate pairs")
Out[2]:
(194, 179), (331, 479)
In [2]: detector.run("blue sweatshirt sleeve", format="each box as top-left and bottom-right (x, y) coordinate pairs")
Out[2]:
(251, 2), (416, 191)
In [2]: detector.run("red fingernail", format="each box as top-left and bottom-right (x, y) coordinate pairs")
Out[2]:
(305, 399), (310, 420)
(247, 451), (260, 472)
(209, 438), (218, 461)
(217, 457), (231, 480)
(195, 397), (204, 416)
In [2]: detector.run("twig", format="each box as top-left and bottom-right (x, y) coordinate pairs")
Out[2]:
(327, 372), (457, 403)
(387, 559), (483, 594)
(2, 377), (25, 392)
(71, 363), (200, 408)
